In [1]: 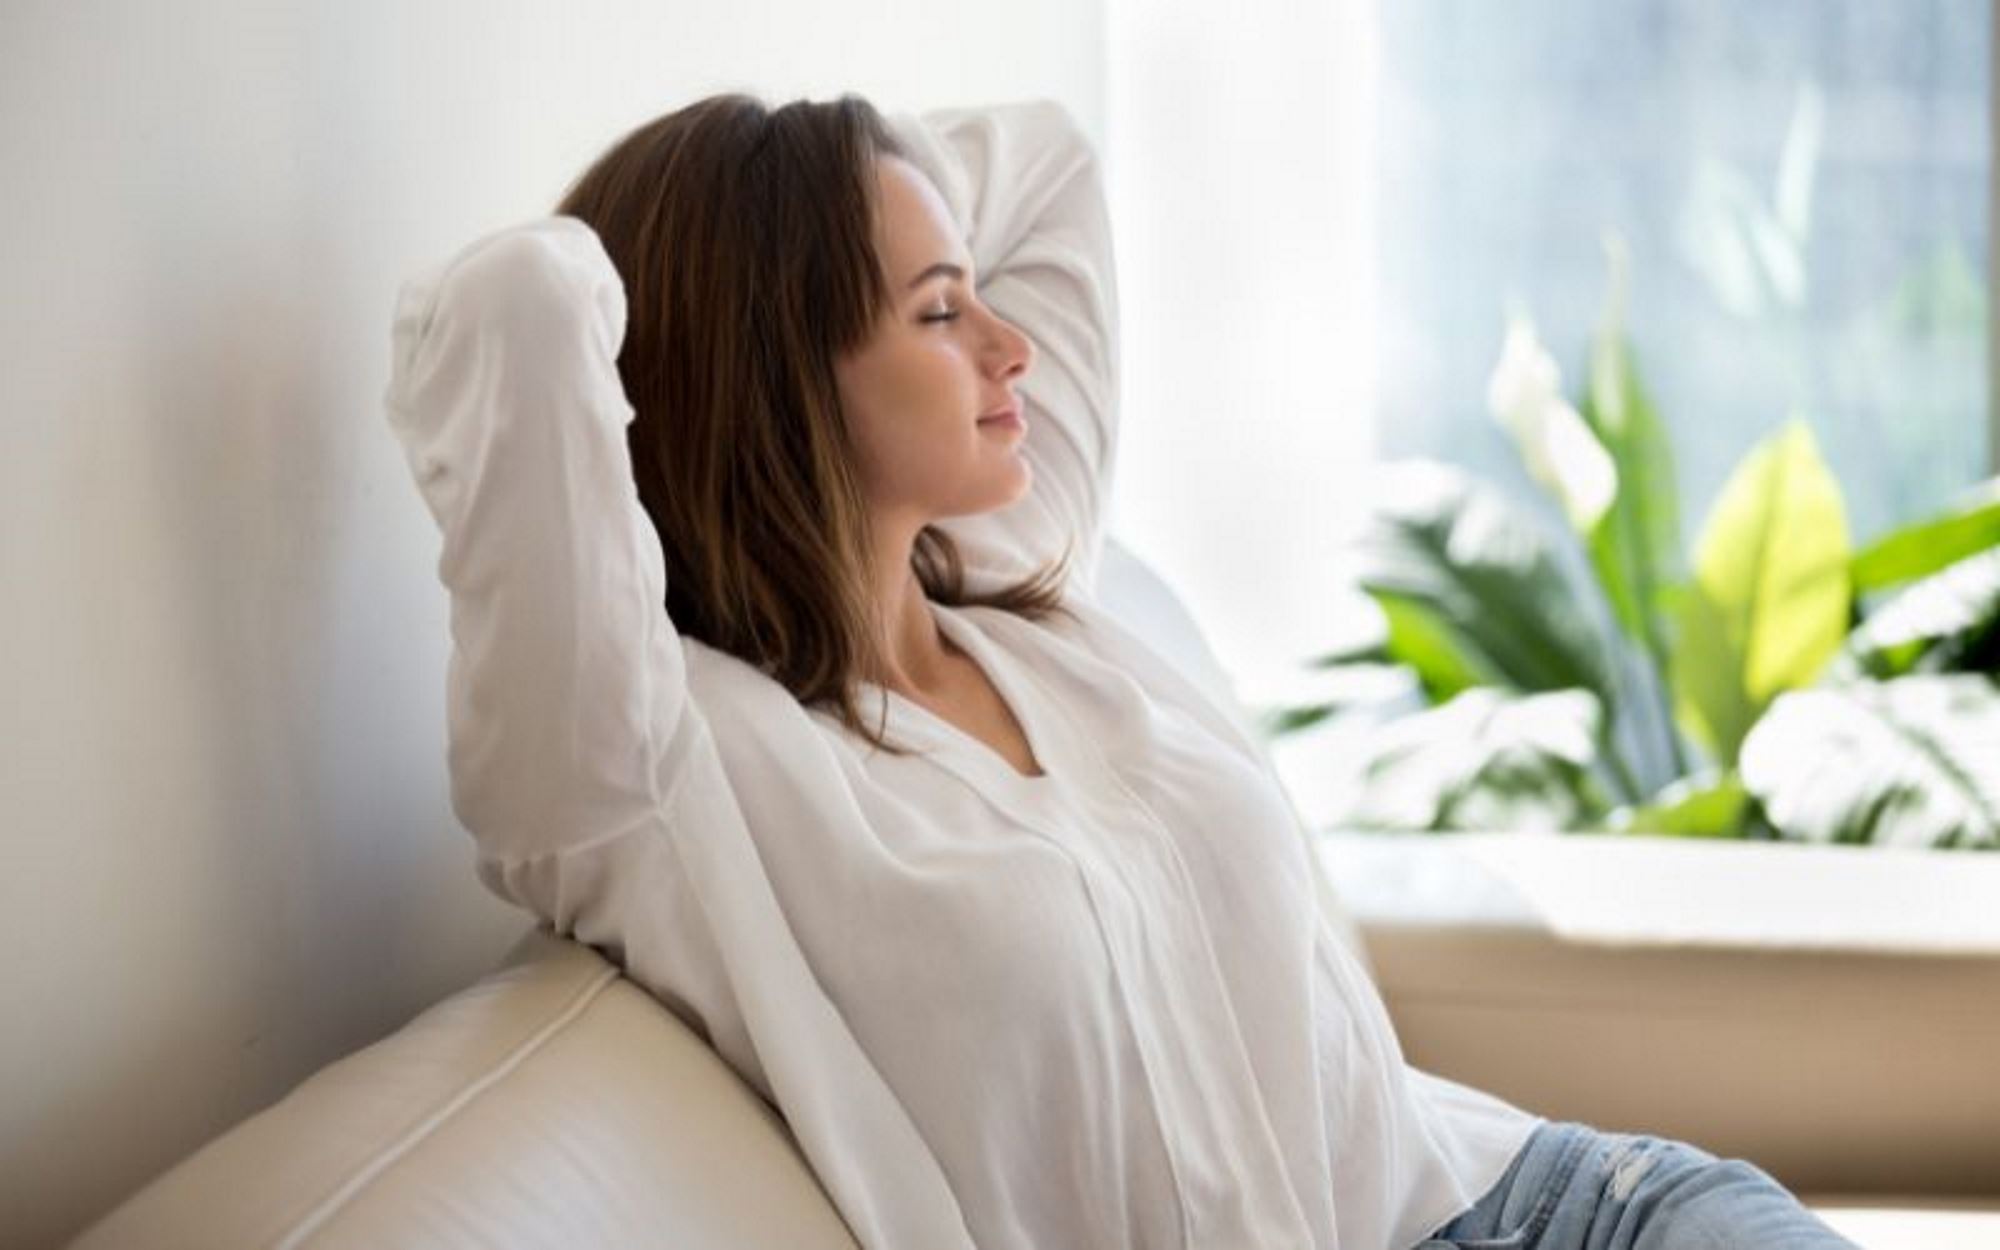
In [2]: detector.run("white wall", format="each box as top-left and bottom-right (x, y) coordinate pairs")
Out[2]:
(0, 3), (1102, 1244)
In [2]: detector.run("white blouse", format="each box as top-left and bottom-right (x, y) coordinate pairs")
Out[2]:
(384, 99), (1542, 1250)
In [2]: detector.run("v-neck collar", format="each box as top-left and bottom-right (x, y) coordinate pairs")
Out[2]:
(883, 602), (1055, 785)
(853, 599), (1100, 792)
(849, 601), (1146, 839)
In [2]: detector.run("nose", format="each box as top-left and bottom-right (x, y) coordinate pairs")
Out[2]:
(982, 307), (1034, 382)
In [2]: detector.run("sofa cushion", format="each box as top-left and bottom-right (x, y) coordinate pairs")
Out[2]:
(72, 930), (855, 1250)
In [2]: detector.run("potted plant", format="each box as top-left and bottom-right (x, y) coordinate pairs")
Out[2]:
(1266, 242), (2000, 848)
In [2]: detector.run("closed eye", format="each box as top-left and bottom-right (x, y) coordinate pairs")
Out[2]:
(920, 308), (961, 324)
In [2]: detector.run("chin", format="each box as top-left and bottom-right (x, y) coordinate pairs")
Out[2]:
(942, 492), (1026, 523)
(991, 462), (1034, 510)
(938, 460), (1033, 520)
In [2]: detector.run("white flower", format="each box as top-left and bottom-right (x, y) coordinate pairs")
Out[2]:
(1485, 316), (1618, 532)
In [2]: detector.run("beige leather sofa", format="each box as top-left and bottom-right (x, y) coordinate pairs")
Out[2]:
(71, 544), (2000, 1248)
(74, 928), (864, 1249)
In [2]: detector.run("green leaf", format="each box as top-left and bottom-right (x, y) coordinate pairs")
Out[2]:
(1259, 703), (1339, 737)
(1949, 619), (1999, 674)
(1607, 771), (1749, 839)
(1580, 235), (1685, 678)
(1259, 663), (1417, 741)
(1304, 642), (1388, 669)
(1302, 597), (1394, 669)
(1849, 481), (2000, 594)
(1672, 420), (1852, 765)
(1841, 548), (2000, 679)
(1374, 592), (1505, 702)
(1338, 688), (1609, 832)
(1353, 462), (1620, 711)
(1739, 676), (2000, 848)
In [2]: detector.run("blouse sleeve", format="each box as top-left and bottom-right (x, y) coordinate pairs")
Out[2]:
(887, 99), (1123, 596)
(383, 219), (982, 1248)
(383, 216), (699, 864)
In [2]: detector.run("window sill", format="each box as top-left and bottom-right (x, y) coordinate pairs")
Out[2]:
(1313, 828), (2000, 957)
(1311, 829), (2000, 1196)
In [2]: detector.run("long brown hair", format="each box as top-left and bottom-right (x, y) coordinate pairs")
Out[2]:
(555, 93), (1073, 752)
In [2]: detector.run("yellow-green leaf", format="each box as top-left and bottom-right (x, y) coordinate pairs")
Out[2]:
(1672, 420), (1851, 764)
(1607, 771), (1749, 839)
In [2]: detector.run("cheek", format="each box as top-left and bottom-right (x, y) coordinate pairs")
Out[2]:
(835, 361), (899, 470)
(855, 350), (969, 434)
(885, 344), (968, 412)
(837, 379), (931, 490)
(837, 342), (986, 494)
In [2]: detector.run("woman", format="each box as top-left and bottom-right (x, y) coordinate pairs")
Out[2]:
(384, 94), (1856, 1249)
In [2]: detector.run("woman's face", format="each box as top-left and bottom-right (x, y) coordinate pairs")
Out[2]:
(835, 155), (1035, 538)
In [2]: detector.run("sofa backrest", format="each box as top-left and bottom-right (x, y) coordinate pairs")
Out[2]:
(72, 929), (858, 1249)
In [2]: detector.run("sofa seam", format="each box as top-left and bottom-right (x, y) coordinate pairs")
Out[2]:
(275, 958), (622, 1249)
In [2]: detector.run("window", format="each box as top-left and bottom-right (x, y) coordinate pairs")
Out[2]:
(1107, 3), (1995, 833)
(1377, 0), (1991, 546)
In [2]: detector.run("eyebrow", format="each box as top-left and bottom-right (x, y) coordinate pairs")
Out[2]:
(904, 261), (967, 291)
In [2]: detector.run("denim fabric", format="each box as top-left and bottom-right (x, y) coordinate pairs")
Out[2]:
(1411, 1120), (1861, 1249)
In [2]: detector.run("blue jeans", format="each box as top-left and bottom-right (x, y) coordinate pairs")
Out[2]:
(1411, 1120), (1860, 1249)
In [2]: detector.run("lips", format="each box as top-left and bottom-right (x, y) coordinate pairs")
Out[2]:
(978, 402), (1022, 425)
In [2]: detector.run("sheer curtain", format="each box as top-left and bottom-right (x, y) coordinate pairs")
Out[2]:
(1103, 0), (1382, 724)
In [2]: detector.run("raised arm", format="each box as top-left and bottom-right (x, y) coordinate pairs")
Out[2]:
(384, 216), (992, 1247)
(384, 217), (695, 863)
(888, 100), (1122, 595)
